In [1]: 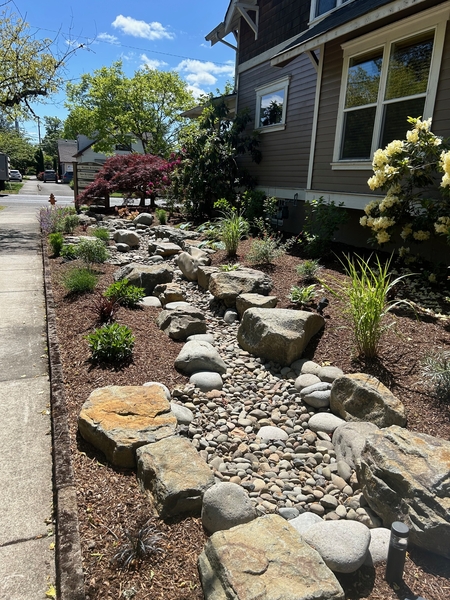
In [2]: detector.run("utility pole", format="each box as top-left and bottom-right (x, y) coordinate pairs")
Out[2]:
(36, 116), (41, 146)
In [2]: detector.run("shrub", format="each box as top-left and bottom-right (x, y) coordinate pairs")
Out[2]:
(218, 210), (249, 257)
(92, 227), (110, 242)
(421, 350), (450, 402)
(48, 232), (64, 257)
(60, 244), (78, 260)
(288, 284), (316, 306)
(302, 197), (348, 258)
(113, 522), (162, 569)
(247, 232), (291, 265)
(62, 214), (79, 234)
(336, 254), (414, 358)
(104, 279), (145, 308)
(62, 267), (98, 294)
(86, 322), (135, 363)
(155, 208), (167, 225)
(296, 259), (322, 282)
(76, 238), (109, 264)
(90, 294), (119, 324)
(38, 206), (76, 233)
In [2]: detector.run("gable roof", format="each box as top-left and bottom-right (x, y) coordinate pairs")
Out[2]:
(57, 139), (77, 163)
(272, 0), (430, 67)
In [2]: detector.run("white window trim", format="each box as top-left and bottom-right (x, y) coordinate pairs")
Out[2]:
(332, 6), (449, 169)
(309, 0), (354, 26)
(255, 76), (291, 133)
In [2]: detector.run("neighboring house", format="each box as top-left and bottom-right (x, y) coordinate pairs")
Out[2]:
(57, 139), (77, 178)
(207, 0), (450, 246)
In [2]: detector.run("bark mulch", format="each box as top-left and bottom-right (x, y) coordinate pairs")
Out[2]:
(46, 231), (450, 600)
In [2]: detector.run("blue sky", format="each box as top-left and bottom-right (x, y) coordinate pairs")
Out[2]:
(9, 0), (235, 141)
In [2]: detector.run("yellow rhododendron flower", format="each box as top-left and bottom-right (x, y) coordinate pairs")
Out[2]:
(413, 230), (431, 241)
(385, 140), (403, 156)
(376, 230), (390, 244)
(398, 246), (410, 258)
(360, 216), (368, 227)
(400, 224), (413, 240)
(406, 129), (419, 143)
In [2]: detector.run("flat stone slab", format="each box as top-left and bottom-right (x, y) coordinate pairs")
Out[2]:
(198, 514), (344, 600)
(137, 436), (215, 518)
(78, 385), (177, 468)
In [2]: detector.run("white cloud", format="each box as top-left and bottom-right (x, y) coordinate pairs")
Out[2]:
(176, 59), (234, 88)
(187, 84), (207, 99)
(140, 54), (168, 70)
(112, 15), (174, 41)
(98, 32), (119, 45)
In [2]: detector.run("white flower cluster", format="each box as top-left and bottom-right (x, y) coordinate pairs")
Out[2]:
(435, 216), (450, 235)
(440, 150), (450, 188)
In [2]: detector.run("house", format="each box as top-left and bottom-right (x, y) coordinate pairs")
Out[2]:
(207, 0), (450, 248)
(57, 139), (77, 178)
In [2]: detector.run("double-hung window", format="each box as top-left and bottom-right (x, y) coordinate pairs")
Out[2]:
(255, 76), (290, 133)
(311, 0), (351, 22)
(333, 10), (447, 166)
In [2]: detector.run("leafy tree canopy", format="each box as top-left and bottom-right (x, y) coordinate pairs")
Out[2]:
(0, 6), (84, 118)
(41, 116), (64, 157)
(64, 61), (196, 157)
(0, 127), (36, 172)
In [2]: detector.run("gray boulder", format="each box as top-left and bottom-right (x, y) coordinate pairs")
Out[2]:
(156, 305), (206, 341)
(308, 413), (346, 434)
(133, 212), (153, 226)
(190, 371), (223, 392)
(289, 512), (323, 535)
(357, 425), (450, 558)
(294, 373), (321, 391)
(170, 402), (194, 425)
(114, 262), (173, 295)
(364, 527), (391, 566)
(197, 265), (220, 290)
(148, 241), (182, 257)
(236, 293), (278, 317)
(237, 308), (324, 366)
(112, 229), (140, 247)
(175, 340), (227, 375)
(151, 224), (201, 247)
(332, 421), (379, 470)
(153, 282), (186, 306)
(302, 520), (371, 573)
(201, 482), (256, 533)
(330, 373), (406, 427)
(198, 514), (345, 600)
(209, 268), (274, 307)
(137, 436), (215, 518)
(177, 249), (211, 282)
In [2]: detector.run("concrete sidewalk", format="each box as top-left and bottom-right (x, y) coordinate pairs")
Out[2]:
(0, 201), (56, 599)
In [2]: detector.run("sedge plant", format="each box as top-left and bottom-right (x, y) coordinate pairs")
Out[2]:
(331, 253), (414, 358)
(218, 209), (249, 257)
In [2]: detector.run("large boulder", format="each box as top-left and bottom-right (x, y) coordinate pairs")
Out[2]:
(357, 425), (450, 558)
(235, 293), (278, 317)
(199, 515), (344, 600)
(78, 385), (177, 468)
(133, 212), (153, 226)
(112, 229), (140, 247)
(148, 241), (182, 257)
(201, 482), (256, 533)
(114, 262), (173, 295)
(137, 436), (215, 518)
(156, 305), (207, 340)
(197, 265), (220, 290)
(151, 225), (201, 247)
(330, 373), (406, 427)
(332, 421), (379, 470)
(209, 269), (273, 307)
(237, 308), (324, 366)
(175, 340), (227, 375)
(153, 282), (186, 306)
(177, 249), (212, 282)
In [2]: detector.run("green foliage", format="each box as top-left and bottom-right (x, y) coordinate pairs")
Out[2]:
(335, 254), (414, 358)
(219, 263), (241, 272)
(288, 284), (316, 306)
(155, 208), (167, 225)
(113, 522), (162, 569)
(302, 197), (348, 258)
(62, 267), (98, 294)
(104, 279), (145, 308)
(41, 117), (64, 158)
(247, 232), (291, 265)
(62, 214), (79, 234)
(76, 238), (109, 264)
(171, 96), (261, 219)
(38, 206), (76, 233)
(48, 232), (64, 257)
(218, 210), (249, 257)
(0, 127), (35, 172)
(60, 244), (78, 260)
(86, 322), (135, 364)
(92, 227), (110, 242)
(296, 259), (323, 282)
(421, 350), (450, 402)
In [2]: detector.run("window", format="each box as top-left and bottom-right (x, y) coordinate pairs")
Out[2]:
(255, 76), (290, 133)
(311, 0), (351, 21)
(115, 142), (132, 152)
(334, 11), (447, 166)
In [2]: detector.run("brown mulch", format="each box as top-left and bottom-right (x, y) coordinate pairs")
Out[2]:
(46, 229), (450, 600)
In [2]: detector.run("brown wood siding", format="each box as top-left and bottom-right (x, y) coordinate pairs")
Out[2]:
(237, 52), (317, 188)
(239, 0), (310, 65)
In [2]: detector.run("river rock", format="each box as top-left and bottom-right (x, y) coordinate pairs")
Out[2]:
(201, 482), (256, 533)
(175, 340), (227, 375)
(190, 371), (223, 392)
(156, 305), (207, 340)
(308, 413), (346, 434)
(112, 229), (140, 247)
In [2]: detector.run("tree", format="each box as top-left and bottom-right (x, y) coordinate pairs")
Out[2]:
(0, 7), (84, 118)
(64, 62), (196, 157)
(77, 154), (173, 209)
(35, 147), (45, 176)
(171, 95), (261, 220)
(41, 116), (64, 157)
(0, 127), (36, 172)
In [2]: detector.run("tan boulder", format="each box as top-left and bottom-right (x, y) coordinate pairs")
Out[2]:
(78, 385), (177, 468)
(236, 293), (278, 317)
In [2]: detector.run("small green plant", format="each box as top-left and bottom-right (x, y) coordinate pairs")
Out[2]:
(247, 232), (292, 265)
(155, 208), (167, 225)
(90, 294), (119, 324)
(219, 262), (241, 272)
(48, 232), (64, 257)
(62, 214), (79, 234)
(113, 522), (163, 569)
(302, 197), (348, 258)
(296, 259), (323, 282)
(218, 209), (249, 257)
(104, 279), (145, 308)
(62, 267), (98, 294)
(335, 253), (414, 358)
(86, 322), (135, 363)
(421, 350), (450, 402)
(76, 238), (109, 264)
(288, 284), (316, 306)
(92, 227), (110, 242)
(60, 244), (78, 260)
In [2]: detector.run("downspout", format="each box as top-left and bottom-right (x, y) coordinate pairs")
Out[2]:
(307, 45), (324, 191)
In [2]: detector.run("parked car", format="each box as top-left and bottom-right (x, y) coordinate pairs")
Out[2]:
(43, 169), (57, 182)
(9, 169), (22, 182)
(62, 171), (73, 184)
